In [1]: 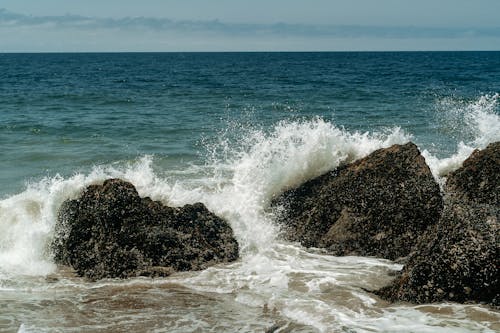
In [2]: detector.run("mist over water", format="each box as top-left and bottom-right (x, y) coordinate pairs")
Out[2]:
(1, 52), (499, 332)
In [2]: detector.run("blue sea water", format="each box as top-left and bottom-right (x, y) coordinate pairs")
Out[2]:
(0, 52), (499, 332)
(1, 52), (499, 195)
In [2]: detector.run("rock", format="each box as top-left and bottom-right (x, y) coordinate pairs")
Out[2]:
(376, 202), (498, 305)
(271, 143), (443, 260)
(376, 142), (499, 305)
(446, 142), (499, 205)
(52, 179), (239, 280)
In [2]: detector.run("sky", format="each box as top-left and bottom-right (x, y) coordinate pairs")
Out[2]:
(1, 0), (500, 52)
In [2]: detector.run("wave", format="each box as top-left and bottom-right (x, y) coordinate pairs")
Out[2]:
(422, 93), (500, 178)
(0, 101), (498, 332)
(0, 91), (498, 278)
(0, 118), (411, 277)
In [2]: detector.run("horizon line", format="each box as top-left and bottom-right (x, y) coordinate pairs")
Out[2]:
(2, 50), (500, 54)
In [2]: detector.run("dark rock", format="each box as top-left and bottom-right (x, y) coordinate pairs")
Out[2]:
(446, 142), (500, 205)
(376, 201), (498, 305)
(376, 142), (499, 305)
(272, 143), (443, 260)
(52, 179), (239, 280)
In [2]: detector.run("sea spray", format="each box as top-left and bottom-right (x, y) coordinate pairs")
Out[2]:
(0, 180), (62, 277)
(197, 118), (411, 253)
(0, 157), (159, 278)
(423, 94), (500, 178)
(212, 118), (410, 201)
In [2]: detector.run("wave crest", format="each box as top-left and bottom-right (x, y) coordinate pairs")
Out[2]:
(423, 93), (500, 178)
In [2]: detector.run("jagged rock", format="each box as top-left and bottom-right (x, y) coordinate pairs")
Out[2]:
(446, 142), (499, 205)
(376, 142), (499, 305)
(52, 179), (239, 280)
(376, 202), (498, 305)
(272, 142), (443, 260)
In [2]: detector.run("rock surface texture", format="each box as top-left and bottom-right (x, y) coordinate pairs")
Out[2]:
(376, 142), (499, 306)
(446, 142), (500, 206)
(272, 142), (443, 260)
(52, 179), (239, 280)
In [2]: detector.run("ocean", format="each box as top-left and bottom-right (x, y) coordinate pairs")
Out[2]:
(0, 52), (499, 332)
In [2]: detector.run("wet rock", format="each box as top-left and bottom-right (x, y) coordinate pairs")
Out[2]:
(446, 142), (500, 205)
(272, 143), (443, 260)
(376, 202), (498, 305)
(376, 142), (499, 305)
(52, 179), (239, 280)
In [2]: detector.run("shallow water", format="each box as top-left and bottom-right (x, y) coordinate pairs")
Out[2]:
(1, 52), (499, 332)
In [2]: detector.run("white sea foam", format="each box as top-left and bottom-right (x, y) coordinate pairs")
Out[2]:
(0, 156), (159, 277)
(423, 94), (500, 179)
(197, 118), (411, 252)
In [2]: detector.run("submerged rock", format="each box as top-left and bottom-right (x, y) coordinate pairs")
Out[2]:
(377, 142), (499, 306)
(52, 179), (239, 280)
(272, 142), (443, 260)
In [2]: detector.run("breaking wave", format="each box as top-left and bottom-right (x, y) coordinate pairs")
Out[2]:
(423, 93), (500, 178)
(0, 101), (498, 332)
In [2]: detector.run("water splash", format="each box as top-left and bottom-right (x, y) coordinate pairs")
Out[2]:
(423, 94), (500, 178)
(198, 118), (410, 253)
(0, 156), (158, 278)
(0, 118), (411, 276)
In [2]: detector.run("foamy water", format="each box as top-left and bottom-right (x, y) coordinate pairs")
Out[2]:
(422, 93), (500, 179)
(1, 93), (499, 332)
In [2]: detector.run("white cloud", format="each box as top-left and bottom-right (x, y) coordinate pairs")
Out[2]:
(1, 9), (499, 52)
